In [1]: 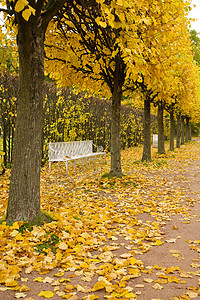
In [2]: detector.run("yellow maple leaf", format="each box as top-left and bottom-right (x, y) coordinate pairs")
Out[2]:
(92, 280), (106, 291)
(15, 0), (28, 13)
(38, 291), (54, 298)
(22, 9), (31, 21)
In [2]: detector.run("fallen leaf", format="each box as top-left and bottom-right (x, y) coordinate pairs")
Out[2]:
(143, 278), (154, 283)
(38, 291), (54, 298)
(135, 284), (144, 288)
(152, 283), (163, 290)
(166, 238), (177, 243)
(58, 242), (68, 250)
(15, 293), (27, 299)
(92, 280), (106, 291)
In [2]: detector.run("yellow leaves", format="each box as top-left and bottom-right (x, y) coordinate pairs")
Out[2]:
(154, 240), (163, 246)
(186, 291), (198, 298)
(14, 0), (35, 21)
(1, 143), (200, 299)
(15, 0), (28, 12)
(5, 278), (18, 287)
(64, 285), (74, 292)
(152, 283), (163, 290)
(38, 291), (54, 298)
(168, 275), (180, 283)
(58, 242), (68, 250)
(34, 277), (44, 282)
(56, 252), (63, 261)
(22, 9), (32, 22)
(92, 280), (107, 291)
(165, 266), (181, 274)
(76, 284), (91, 293)
(15, 284), (30, 292)
(129, 268), (140, 277)
(53, 271), (64, 277)
(14, 292), (27, 298)
(124, 293), (137, 299)
(155, 278), (167, 284)
(129, 257), (137, 265)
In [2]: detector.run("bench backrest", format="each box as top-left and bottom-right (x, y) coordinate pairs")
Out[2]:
(49, 140), (93, 160)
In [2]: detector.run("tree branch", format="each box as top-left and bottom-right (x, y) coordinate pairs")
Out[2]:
(35, 0), (46, 15)
(42, 0), (67, 26)
(0, 8), (14, 16)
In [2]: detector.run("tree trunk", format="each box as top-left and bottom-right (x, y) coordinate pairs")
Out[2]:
(185, 117), (189, 143)
(158, 101), (165, 154)
(110, 83), (122, 177)
(189, 121), (192, 140)
(2, 120), (7, 167)
(142, 95), (151, 161)
(176, 113), (181, 148)
(6, 20), (45, 223)
(170, 111), (175, 151)
(181, 116), (185, 145)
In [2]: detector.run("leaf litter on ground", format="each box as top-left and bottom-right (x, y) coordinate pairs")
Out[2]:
(0, 141), (200, 299)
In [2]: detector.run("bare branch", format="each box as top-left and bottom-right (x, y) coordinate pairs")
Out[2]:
(42, 0), (67, 26)
(0, 8), (14, 16)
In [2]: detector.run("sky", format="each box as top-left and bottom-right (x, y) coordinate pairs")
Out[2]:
(188, 0), (200, 33)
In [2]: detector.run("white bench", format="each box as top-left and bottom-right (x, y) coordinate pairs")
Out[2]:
(48, 140), (106, 174)
(153, 134), (158, 148)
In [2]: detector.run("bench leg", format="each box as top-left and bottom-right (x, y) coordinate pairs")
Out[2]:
(49, 162), (51, 172)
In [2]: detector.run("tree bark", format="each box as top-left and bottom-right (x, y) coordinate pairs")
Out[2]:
(170, 111), (175, 151)
(176, 113), (181, 148)
(6, 19), (46, 223)
(189, 121), (192, 140)
(158, 101), (165, 154)
(181, 116), (185, 145)
(2, 120), (7, 167)
(185, 117), (189, 143)
(110, 81), (122, 177)
(142, 95), (151, 161)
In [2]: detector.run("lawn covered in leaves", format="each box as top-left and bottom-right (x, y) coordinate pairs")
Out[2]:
(0, 141), (200, 299)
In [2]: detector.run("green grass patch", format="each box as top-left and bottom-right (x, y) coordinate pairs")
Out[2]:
(34, 233), (60, 254)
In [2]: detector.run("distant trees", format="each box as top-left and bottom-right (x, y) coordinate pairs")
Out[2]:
(0, 74), (154, 167)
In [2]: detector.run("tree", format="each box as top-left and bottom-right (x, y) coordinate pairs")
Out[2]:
(157, 101), (165, 154)
(45, 0), (193, 169)
(0, 0), (67, 223)
(190, 30), (200, 66)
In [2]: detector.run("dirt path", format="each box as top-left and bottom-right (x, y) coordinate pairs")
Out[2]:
(129, 159), (200, 299)
(1, 142), (200, 300)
